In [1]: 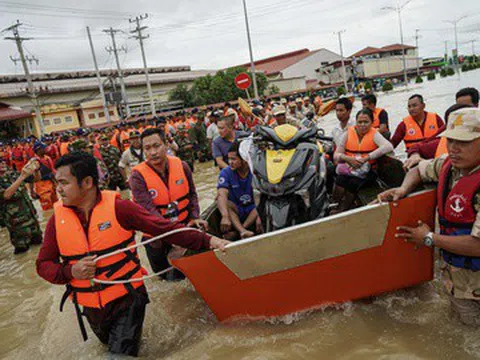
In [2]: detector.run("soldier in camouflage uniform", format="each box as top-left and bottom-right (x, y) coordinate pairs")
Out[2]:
(188, 111), (211, 162)
(174, 124), (195, 172)
(0, 158), (42, 254)
(68, 139), (110, 190)
(97, 135), (127, 190)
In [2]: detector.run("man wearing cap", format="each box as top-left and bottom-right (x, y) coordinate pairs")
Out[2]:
(32, 141), (58, 211)
(271, 105), (300, 128)
(44, 136), (60, 163)
(295, 98), (304, 119)
(287, 103), (300, 125)
(98, 135), (127, 191)
(0, 157), (42, 254)
(302, 96), (315, 116)
(378, 108), (480, 327)
(119, 130), (143, 182)
(189, 112), (210, 162)
(207, 110), (221, 152)
(174, 124), (195, 172)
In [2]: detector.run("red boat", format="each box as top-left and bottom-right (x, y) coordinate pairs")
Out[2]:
(172, 190), (435, 322)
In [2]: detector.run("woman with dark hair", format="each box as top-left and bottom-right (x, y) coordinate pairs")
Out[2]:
(332, 108), (394, 213)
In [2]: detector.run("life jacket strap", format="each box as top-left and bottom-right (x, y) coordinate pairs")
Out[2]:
(61, 236), (135, 262)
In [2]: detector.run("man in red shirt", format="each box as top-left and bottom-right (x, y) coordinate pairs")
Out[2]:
(44, 136), (60, 163)
(36, 152), (229, 356)
(404, 88), (479, 169)
(390, 94), (444, 150)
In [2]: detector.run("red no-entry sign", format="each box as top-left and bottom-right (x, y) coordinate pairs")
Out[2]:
(234, 72), (252, 90)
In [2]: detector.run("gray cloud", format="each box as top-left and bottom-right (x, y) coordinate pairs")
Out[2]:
(1, 0), (479, 75)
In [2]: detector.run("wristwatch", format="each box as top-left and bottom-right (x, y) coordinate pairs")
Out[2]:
(423, 232), (435, 247)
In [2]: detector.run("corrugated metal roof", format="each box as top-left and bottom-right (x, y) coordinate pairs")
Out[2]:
(0, 70), (216, 99)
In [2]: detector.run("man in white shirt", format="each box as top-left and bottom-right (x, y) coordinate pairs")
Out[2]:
(207, 110), (221, 139)
(331, 97), (355, 147)
(118, 130), (143, 182)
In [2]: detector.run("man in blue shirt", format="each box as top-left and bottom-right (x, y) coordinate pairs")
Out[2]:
(216, 142), (261, 239)
(212, 116), (237, 169)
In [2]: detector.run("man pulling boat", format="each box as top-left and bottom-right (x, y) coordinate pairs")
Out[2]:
(36, 151), (229, 357)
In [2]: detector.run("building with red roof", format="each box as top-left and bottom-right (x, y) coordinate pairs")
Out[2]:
(351, 44), (416, 59)
(238, 48), (341, 93)
(0, 102), (36, 138)
(315, 43), (420, 86)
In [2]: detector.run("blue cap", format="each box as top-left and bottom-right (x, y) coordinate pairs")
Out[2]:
(33, 141), (46, 152)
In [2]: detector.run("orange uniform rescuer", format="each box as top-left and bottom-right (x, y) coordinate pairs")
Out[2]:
(36, 152), (229, 357)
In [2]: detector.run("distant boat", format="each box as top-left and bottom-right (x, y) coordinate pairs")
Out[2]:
(317, 96), (355, 117)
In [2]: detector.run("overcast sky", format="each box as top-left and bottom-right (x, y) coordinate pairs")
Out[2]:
(0, 0), (479, 75)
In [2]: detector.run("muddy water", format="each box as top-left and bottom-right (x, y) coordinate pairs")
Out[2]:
(1, 70), (480, 359)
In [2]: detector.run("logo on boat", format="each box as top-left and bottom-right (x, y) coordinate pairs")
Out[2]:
(408, 128), (416, 136)
(149, 189), (158, 199)
(449, 194), (466, 215)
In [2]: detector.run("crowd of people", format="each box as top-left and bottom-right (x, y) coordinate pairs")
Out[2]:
(0, 86), (479, 356)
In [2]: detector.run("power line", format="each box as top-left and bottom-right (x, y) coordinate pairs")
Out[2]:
(3, 20), (45, 134)
(130, 13), (155, 115)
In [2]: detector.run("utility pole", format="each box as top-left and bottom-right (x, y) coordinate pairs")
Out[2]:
(130, 14), (155, 116)
(445, 15), (468, 74)
(444, 41), (449, 63)
(414, 29), (421, 76)
(103, 27), (131, 118)
(86, 26), (111, 123)
(3, 20), (45, 135)
(242, 0), (259, 99)
(334, 30), (348, 93)
(382, 0), (411, 86)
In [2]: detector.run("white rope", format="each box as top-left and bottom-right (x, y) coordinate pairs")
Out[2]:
(92, 227), (204, 285)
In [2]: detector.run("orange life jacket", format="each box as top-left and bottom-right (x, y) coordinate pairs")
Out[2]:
(402, 112), (440, 149)
(372, 108), (385, 129)
(59, 142), (69, 156)
(435, 137), (448, 158)
(110, 130), (120, 149)
(133, 156), (190, 223)
(344, 126), (379, 166)
(55, 191), (145, 311)
(120, 131), (130, 150)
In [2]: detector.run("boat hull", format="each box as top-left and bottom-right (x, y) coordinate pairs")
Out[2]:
(172, 190), (435, 322)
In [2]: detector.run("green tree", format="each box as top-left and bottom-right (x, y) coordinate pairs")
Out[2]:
(267, 84), (280, 95)
(169, 67), (269, 107)
(382, 82), (393, 92)
(168, 83), (194, 107)
(415, 75), (423, 83)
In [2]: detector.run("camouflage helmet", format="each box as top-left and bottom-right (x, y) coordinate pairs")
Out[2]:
(69, 139), (91, 152)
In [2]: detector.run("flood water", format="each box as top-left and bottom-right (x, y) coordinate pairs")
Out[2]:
(1, 70), (480, 359)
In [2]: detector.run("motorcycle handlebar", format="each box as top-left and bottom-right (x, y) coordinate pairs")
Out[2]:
(316, 135), (334, 142)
